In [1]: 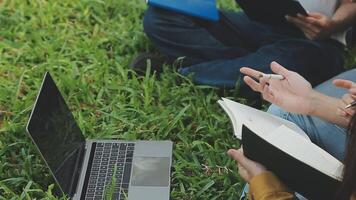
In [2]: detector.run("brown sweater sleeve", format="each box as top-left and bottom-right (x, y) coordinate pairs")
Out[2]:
(249, 172), (295, 200)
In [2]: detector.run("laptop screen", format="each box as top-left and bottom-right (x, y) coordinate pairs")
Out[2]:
(26, 73), (85, 197)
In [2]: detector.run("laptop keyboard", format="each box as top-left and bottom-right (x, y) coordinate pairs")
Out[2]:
(85, 142), (135, 200)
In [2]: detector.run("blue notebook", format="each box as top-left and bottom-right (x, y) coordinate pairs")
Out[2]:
(147, 0), (219, 21)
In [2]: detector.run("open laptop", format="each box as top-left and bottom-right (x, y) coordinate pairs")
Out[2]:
(26, 72), (173, 200)
(147, 0), (219, 21)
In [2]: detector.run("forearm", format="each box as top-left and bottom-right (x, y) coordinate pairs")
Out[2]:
(308, 91), (349, 127)
(332, 2), (356, 33)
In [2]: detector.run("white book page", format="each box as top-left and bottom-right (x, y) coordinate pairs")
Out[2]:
(266, 125), (344, 180)
(297, 0), (338, 17)
(220, 98), (310, 141)
(218, 100), (242, 138)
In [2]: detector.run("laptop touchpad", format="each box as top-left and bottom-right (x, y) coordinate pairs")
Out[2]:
(131, 157), (170, 187)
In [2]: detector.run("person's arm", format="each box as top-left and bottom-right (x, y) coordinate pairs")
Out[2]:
(305, 91), (349, 127)
(285, 0), (356, 40)
(240, 62), (355, 127)
(332, 0), (356, 32)
(228, 149), (295, 200)
(249, 172), (296, 200)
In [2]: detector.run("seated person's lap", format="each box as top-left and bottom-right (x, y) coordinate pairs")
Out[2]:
(267, 68), (356, 161)
(143, 7), (344, 89)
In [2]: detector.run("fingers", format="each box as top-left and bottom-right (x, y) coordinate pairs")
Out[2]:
(243, 76), (261, 92)
(241, 62), (290, 78)
(243, 75), (271, 95)
(296, 14), (321, 32)
(350, 88), (356, 95)
(270, 61), (291, 77)
(307, 12), (324, 19)
(286, 15), (317, 33)
(341, 94), (356, 116)
(228, 148), (267, 181)
(240, 67), (264, 79)
(262, 85), (275, 103)
(286, 14), (326, 40)
(334, 79), (356, 122)
(286, 15), (308, 27)
(228, 149), (251, 182)
(227, 148), (250, 168)
(333, 79), (356, 90)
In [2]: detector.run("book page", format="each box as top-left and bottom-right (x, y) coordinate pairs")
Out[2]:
(266, 125), (343, 180)
(297, 0), (337, 17)
(218, 100), (242, 138)
(220, 98), (310, 141)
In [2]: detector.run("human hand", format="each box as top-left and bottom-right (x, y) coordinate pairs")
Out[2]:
(333, 79), (356, 122)
(240, 61), (315, 114)
(286, 13), (336, 40)
(227, 148), (267, 183)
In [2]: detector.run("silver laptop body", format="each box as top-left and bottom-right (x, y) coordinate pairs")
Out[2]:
(26, 72), (172, 200)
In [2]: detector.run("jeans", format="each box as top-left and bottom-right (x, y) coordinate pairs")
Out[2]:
(143, 7), (345, 91)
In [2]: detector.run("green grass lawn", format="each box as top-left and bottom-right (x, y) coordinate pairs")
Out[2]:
(1, 0), (355, 200)
(0, 0), (245, 199)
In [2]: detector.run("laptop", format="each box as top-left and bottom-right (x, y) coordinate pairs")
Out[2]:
(26, 72), (173, 200)
(147, 0), (219, 21)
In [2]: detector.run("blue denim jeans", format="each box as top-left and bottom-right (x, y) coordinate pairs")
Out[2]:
(143, 7), (344, 91)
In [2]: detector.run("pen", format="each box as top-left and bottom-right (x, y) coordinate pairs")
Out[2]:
(259, 73), (285, 80)
(344, 101), (356, 109)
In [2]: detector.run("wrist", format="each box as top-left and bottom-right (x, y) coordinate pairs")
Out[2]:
(306, 91), (325, 116)
(329, 17), (344, 33)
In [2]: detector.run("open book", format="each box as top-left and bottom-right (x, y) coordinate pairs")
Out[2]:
(218, 98), (344, 199)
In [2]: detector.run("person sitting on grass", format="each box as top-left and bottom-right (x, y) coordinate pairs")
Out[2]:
(228, 62), (356, 200)
(132, 0), (356, 97)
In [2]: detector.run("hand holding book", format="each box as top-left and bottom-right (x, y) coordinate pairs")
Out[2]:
(286, 13), (337, 40)
(227, 148), (267, 183)
(220, 100), (344, 199)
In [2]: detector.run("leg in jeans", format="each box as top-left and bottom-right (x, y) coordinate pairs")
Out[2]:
(143, 7), (252, 66)
(178, 39), (343, 88)
(143, 7), (344, 89)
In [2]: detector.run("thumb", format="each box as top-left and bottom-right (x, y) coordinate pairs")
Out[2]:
(228, 148), (251, 168)
(308, 12), (324, 19)
(270, 61), (291, 77)
(333, 79), (356, 90)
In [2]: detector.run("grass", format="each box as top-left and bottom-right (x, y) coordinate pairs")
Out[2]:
(0, 0), (355, 200)
(0, 0), (244, 199)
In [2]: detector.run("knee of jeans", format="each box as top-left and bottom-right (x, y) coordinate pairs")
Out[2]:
(267, 104), (289, 119)
(143, 6), (176, 37)
(143, 7), (160, 36)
